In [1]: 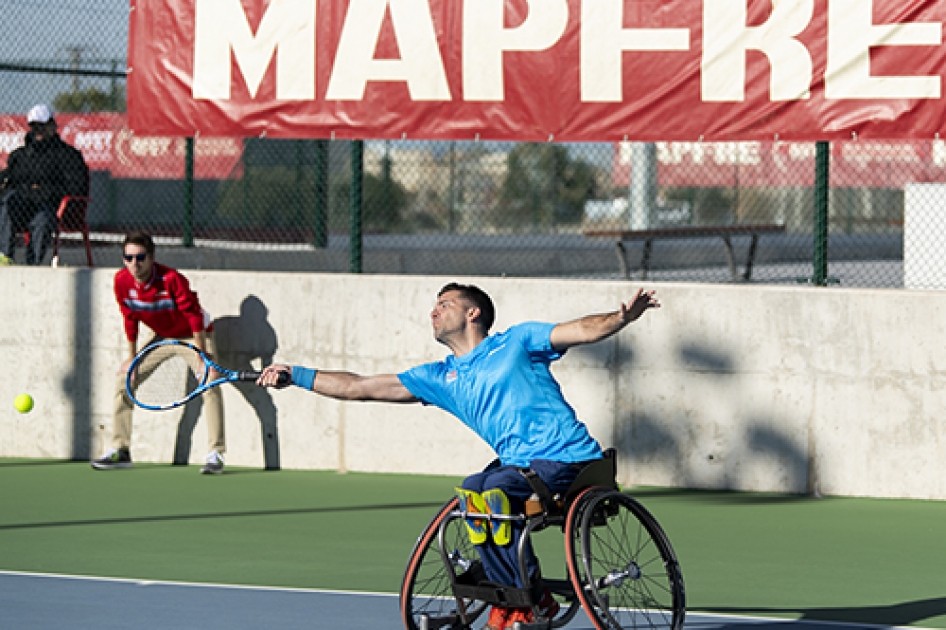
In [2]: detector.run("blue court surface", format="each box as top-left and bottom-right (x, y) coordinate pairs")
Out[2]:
(0, 570), (922, 630)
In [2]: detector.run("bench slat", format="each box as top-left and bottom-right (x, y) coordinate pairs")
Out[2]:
(584, 223), (785, 240)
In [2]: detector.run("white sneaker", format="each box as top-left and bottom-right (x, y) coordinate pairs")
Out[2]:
(200, 450), (224, 475)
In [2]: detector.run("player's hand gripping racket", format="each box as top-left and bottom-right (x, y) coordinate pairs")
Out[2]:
(126, 339), (288, 411)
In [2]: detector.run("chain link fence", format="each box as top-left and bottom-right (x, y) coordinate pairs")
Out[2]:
(5, 0), (946, 288)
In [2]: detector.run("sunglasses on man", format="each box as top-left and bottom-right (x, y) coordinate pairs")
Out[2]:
(123, 253), (149, 262)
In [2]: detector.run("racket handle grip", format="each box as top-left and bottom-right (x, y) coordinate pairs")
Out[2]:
(238, 371), (291, 386)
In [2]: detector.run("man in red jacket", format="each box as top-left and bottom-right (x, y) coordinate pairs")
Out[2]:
(91, 231), (226, 474)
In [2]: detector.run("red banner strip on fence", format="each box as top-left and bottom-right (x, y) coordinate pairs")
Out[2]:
(612, 140), (946, 188)
(0, 114), (243, 179)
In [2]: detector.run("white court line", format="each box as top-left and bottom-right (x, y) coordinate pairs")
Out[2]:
(0, 569), (396, 598)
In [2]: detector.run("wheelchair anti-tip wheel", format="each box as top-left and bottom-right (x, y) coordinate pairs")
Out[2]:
(565, 488), (686, 630)
(400, 498), (489, 630)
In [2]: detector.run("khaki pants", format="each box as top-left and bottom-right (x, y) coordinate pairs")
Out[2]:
(112, 333), (226, 455)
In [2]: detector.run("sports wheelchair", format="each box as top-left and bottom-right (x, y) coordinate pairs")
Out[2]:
(399, 449), (686, 630)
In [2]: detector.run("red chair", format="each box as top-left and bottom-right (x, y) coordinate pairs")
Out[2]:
(51, 194), (93, 267)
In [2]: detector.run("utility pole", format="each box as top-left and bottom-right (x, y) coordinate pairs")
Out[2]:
(64, 46), (86, 93)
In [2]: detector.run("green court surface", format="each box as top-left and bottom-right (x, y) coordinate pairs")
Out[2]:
(2, 459), (945, 628)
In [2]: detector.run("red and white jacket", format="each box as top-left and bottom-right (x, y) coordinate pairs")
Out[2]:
(114, 262), (210, 342)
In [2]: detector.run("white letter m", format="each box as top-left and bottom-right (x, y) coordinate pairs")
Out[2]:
(193, 0), (315, 100)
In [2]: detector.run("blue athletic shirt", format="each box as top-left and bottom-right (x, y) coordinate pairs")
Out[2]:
(398, 321), (602, 468)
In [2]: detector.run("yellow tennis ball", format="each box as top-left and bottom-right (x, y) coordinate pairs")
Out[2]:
(14, 393), (33, 414)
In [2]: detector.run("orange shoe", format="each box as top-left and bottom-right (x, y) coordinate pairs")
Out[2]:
(504, 590), (561, 628)
(504, 607), (534, 628)
(536, 588), (561, 620)
(484, 605), (510, 630)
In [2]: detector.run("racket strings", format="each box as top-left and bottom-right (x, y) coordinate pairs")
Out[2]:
(129, 345), (208, 408)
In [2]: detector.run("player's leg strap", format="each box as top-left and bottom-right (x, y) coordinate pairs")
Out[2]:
(518, 468), (559, 515)
(455, 487), (489, 545)
(481, 488), (512, 546)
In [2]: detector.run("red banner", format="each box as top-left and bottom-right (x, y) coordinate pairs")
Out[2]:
(112, 131), (243, 179)
(613, 140), (946, 188)
(0, 113), (242, 179)
(128, 0), (946, 141)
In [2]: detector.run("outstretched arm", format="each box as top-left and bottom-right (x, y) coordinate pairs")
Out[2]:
(258, 363), (417, 403)
(549, 288), (659, 352)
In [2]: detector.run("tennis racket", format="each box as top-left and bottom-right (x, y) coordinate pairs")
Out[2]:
(126, 339), (288, 411)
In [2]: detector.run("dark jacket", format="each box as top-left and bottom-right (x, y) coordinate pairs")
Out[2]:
(0, 133), (89, 207)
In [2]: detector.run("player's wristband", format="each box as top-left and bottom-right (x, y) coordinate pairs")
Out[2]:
(291, 366), (317, 390)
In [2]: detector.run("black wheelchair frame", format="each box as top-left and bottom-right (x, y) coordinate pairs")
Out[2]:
(399, 449), (686, 630)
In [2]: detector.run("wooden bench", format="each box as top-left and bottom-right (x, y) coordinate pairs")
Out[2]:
(584, 223), (786, 281)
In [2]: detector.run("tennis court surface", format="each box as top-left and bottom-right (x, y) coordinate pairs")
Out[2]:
(2, 459), (945, 629)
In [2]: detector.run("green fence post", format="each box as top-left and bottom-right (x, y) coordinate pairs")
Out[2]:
(110, 59), (119, 109)
(350, 140), (363, 273)
(242, 139), (250, 225)
(448, 141), (456, 233)
(294, 140), (304, 227)
(184, 137), (194, 247)
(382, 141), (392, 223)
(314, 140), (328, 248)
(107, 172), (116, 227)
(813, 141), (829, 286)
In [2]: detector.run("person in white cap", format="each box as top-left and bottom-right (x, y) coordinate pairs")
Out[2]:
(0, 104), (89, 265)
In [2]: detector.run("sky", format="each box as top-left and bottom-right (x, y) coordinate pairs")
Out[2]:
(0, 0), (128, 113)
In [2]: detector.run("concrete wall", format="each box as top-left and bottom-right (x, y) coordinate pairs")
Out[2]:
(1, 268), (944, 500)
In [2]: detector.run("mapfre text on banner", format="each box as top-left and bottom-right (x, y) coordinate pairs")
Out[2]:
(127, 0), (946, 140)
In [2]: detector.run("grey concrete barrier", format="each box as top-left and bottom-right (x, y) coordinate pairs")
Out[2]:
(1, 267), (944, 499)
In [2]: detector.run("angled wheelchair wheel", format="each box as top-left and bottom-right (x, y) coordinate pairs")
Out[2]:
(400, 497), (489, 630)
(565, 488), (685, 630)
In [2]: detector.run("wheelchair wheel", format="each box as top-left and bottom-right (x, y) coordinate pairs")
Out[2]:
(565, 488), (685, 630)
(400, 497), (489, 630)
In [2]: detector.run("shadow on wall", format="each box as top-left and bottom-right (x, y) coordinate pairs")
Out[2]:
(570, 338), (617, 367)
(63, 269), (93, 460)
(615, 412), (682, 479)
(745, 421), (808, 493)
(172, 295), (282, 470)
(614, 339), (810, 494)
(677, 344), (735, 373)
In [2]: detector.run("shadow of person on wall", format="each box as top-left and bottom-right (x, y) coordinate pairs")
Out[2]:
(172, 295), (282, 470)
(172, 378), (202, 466)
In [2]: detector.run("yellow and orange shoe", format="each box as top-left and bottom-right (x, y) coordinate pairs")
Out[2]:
(455, 487), (488, 544)
(482, 488), (512, 545)
(484, 605), (510, 630)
